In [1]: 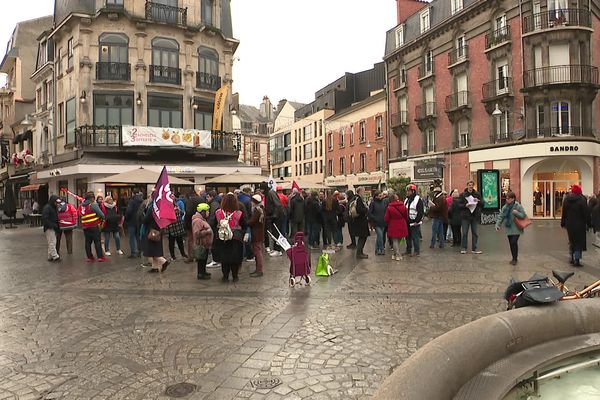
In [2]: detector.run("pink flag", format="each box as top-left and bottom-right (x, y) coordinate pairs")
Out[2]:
(151, 166), (177, 229)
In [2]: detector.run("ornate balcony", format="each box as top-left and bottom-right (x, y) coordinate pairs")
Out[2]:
(149, 65), (182, 85)
(485, 25), (511, 49)
(445, 91), (471, 112)
(96, 62), (131, 81)
(448, 45), (468, 66)
(418, 61), (434, 79)
(482, 77), (514, 102)
(196, 72), (221, 91)
(145, 1), (187, 26)
(415, 102), (436, 120)
(523, 9), (592, 34)
(390, 111), (408, 128)
(523, 65), (599, 89)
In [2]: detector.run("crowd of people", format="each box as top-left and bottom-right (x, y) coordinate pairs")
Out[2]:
(39, 179), (600, 279)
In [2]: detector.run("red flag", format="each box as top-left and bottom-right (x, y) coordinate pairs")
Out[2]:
(292, 180), (301, 191)
(60, 187), (84, 202)
(151, 166), (177, 229)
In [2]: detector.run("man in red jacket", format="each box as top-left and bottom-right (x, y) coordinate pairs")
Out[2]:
(57, 199), (78, 255)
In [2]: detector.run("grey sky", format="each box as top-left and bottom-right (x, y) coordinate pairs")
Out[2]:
(0, 1), (397, 107)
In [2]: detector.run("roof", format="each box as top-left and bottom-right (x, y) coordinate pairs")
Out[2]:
(288, 102), (306, 110)
(0, 15), (53, 73)
(237, 105), (260, 122)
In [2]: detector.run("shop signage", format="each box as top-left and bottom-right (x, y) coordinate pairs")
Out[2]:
(326, 176), (347, 186)
(414, 162), (443, 180)
(356, 173), (385, 184)
(478, 169), (500, 210)
(122, 126), (212, 149)
(549, 145), (579, 152)
(167, 166), (195, 174)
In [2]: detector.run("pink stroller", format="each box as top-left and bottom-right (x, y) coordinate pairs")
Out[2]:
(286, 232), (312, 286)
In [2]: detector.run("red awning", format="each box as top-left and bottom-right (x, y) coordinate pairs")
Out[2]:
(19, 184), (41, 192)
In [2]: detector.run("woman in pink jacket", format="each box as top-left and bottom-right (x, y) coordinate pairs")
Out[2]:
(384, 194), (409, 261)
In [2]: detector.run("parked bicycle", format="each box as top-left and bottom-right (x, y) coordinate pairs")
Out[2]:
(504, 270), (600, 310)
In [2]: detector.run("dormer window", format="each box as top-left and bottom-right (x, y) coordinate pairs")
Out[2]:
(451, 0), (463, 15)
(420, 8), (430, 33)
(395, 25), (404, 48)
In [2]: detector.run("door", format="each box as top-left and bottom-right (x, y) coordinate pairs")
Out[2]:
(425, 86), (434, 115)
(533, 2), (541, 30)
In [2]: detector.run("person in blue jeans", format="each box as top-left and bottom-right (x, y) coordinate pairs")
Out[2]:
(368, 190), (387, 255)
(403, 184), (424, 256)
(428, 186), (448, 249)
(458, 180), (483, 254)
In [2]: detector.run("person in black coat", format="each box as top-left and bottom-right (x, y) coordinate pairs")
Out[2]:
(458, 180), (483, 254)
(102, 196), (123, 255)
(321, 191), (339, 249)
(124, 192), (143, 258)
(448, 190), (462, 247)
(561, 184), (590, 266)
(142, 200), (170, 273)
(288, 189), (305, 236)
(42, 195), (61, 262)
(305, 191), (322, 248)
(345, 190), (357, 249)
(353, 187), (370, 258)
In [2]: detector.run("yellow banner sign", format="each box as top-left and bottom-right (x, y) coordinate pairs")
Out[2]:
(212, 84), (229, 131)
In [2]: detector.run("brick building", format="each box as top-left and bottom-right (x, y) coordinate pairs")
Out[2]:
(385, 0), (600, 219)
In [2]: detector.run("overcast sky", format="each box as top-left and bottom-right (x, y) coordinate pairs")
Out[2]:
(0, 0), (397, 107)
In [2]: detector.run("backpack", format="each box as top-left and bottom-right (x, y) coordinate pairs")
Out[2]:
(217, 211), (234, 241)
(349, 199), (359, 219)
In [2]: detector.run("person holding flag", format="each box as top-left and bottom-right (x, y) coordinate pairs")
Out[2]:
(142, 167), (178, 273)
(79, 191), (106, 262)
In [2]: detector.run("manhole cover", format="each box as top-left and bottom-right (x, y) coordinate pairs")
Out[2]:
(165, 382), (197, 398)
(250, 377), (282, 389)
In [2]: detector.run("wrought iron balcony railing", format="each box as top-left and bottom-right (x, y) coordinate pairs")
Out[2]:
(96, 62), (131, 81)
(482, 77), (513, 101)
(485, 25), (511, 49)
(390, 111), (408, 128)
(445, 91), (471, 112)
(523, 9), (592, 33)
(149, 65), (182, 85)
(448, 45), (468, 66)
(145, 1), (187, 26)
(415, 102), (436, 120)
(196, 72), (221, 91)
(418, 60), (435, 79)
(523, 65), (599, 88)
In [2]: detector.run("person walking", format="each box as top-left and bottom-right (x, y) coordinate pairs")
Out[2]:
(261, 183), (283, 256)
(346, 190), (357, 249)
(192, 203), (212, 280)
(403, 184), (424, 257)
(56, 198), (77, 255)
(288, 188), (305, 236)
(561, 184), (591, 267)
(277, 186), (289, 237)
(448, 189), (462, 247)
(238, 186), (255, 261)
(368, 190), (387, 255)
(213, 193), (247, 282)
(335, 192), (347, 248)
(102, 196), (123, 256)
(305, 191), (322, 249)
(166, 201), (188, 260)
(206, 191), (224, 267)
(141, 200), (170, 273)
(124, 191), (143, 258)
(42, 195), (61, 262)
(79, 192), (106, 262)
(183, 191), (202, 263)
(458, 180), (483, 254)
(385, 194), (408, 261)
(495, 192), (527, 265)
(428, 186), (448, 249)
(353, 187), (370, 259)
(247, 194), (266, 277)
(321, 191), (339, 249)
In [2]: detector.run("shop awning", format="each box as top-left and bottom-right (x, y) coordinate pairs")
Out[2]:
(19, 184), (41, 192)
(204, 172), (268, 185)
(95, 167), (194, 185)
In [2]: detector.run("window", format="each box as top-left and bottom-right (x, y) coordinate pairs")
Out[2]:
(56, 48), (63, 75)
(376, 150), (384, 171)
(399, 66), (407, 87)
(67, 38), (73, 70)
(319, 121), (322, 136)
(496, 60), (509, 94)
(151, 38), (180, 84)
(252, 142), (259, 152)
(359, 153), (366, 172)
(339, 128), (345, 147)
(37, 40), (49, 69)
(425, 50), (433, 74)
(198, 47), (219, 89)
(36, 89), (42, 110)
(458, 119), (469, 148)
(328, 159), (333, 176)
(327, 132), (333, 150)
(339, 157), (346, 175)
(201, 0), (214, 26)
(94, 93), (134, 129)
(284, 132), (291, 146)
(303, 124), (312, 141)
(420, 8), (430, 33)
(395, 25), (404, 48)
(319, 140), (322, 156)
(376, 116), (383, 138)
(551, 101), (570, 135)
(496, 111), (509, 140)
(359, 121), (366, 142)
(284, 149), (291, 161)
(148, 94), (183, 128)
(303, 143), (312, 160)
(106, 0), (124, 6)
(401, 133), (408, 157)
(456, 36), (466, 59)
(425, 128), (436, 152)
(350, 155), (355, 174)
(304, 162), (313, 175)
(65, 98), (76, 144)
(46, 80), (53, 105)
(57, 103), (64, 136)
(98, 33), (129, 80)
(495, 14), (507, 30)
(194, 110), (213, 130)
(349, 124), (355, 145)
(399, 96), (408, 123)
(536, 104), (545, 136)
(451, 0), (463, 14)
(149, 0), (178, 24)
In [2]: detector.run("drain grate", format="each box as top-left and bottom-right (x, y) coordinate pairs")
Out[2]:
(250, 377), (282, 389)
(165, 382), (197, 398)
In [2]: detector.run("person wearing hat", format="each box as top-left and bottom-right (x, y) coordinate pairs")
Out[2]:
(247, 194), (266, 277)
(403, 184), (424, 257)
(561, 184), (590, 267)
(192, 203), (212, 279)
(428, 186), (448, 249)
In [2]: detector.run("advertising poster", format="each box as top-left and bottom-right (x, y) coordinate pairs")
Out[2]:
(121, 126), (212, 149)
(478, 169), (500, 210)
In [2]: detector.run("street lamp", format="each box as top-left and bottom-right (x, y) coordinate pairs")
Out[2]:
(492, 103), (524, 120)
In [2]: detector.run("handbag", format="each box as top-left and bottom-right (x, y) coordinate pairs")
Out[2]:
(147, 228), (162, 242)
(192, 245), (207, 260)
(514, 216), (532, 230)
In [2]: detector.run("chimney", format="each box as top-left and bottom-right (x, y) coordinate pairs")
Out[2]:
(397, 0), (429, 25)
(260, 95), (272, 119)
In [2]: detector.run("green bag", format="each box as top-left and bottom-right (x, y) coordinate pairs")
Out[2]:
(315, 253), (330, 276)
(192, 245), (207, 260)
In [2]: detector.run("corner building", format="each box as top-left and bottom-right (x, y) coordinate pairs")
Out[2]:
(385, 0), (600, 219)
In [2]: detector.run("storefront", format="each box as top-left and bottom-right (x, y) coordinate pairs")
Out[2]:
(468, 141), (599, 219)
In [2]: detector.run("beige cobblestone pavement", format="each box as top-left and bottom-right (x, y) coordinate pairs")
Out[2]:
(0, 221), (599, 399)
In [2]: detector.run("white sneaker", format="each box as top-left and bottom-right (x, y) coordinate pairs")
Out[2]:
(266, 247), (271, 253)
(105, 251), (111, 256)
(269, 251), (282, 257)
(117, 250), (124, 255)
(206, 261), (221, 268)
